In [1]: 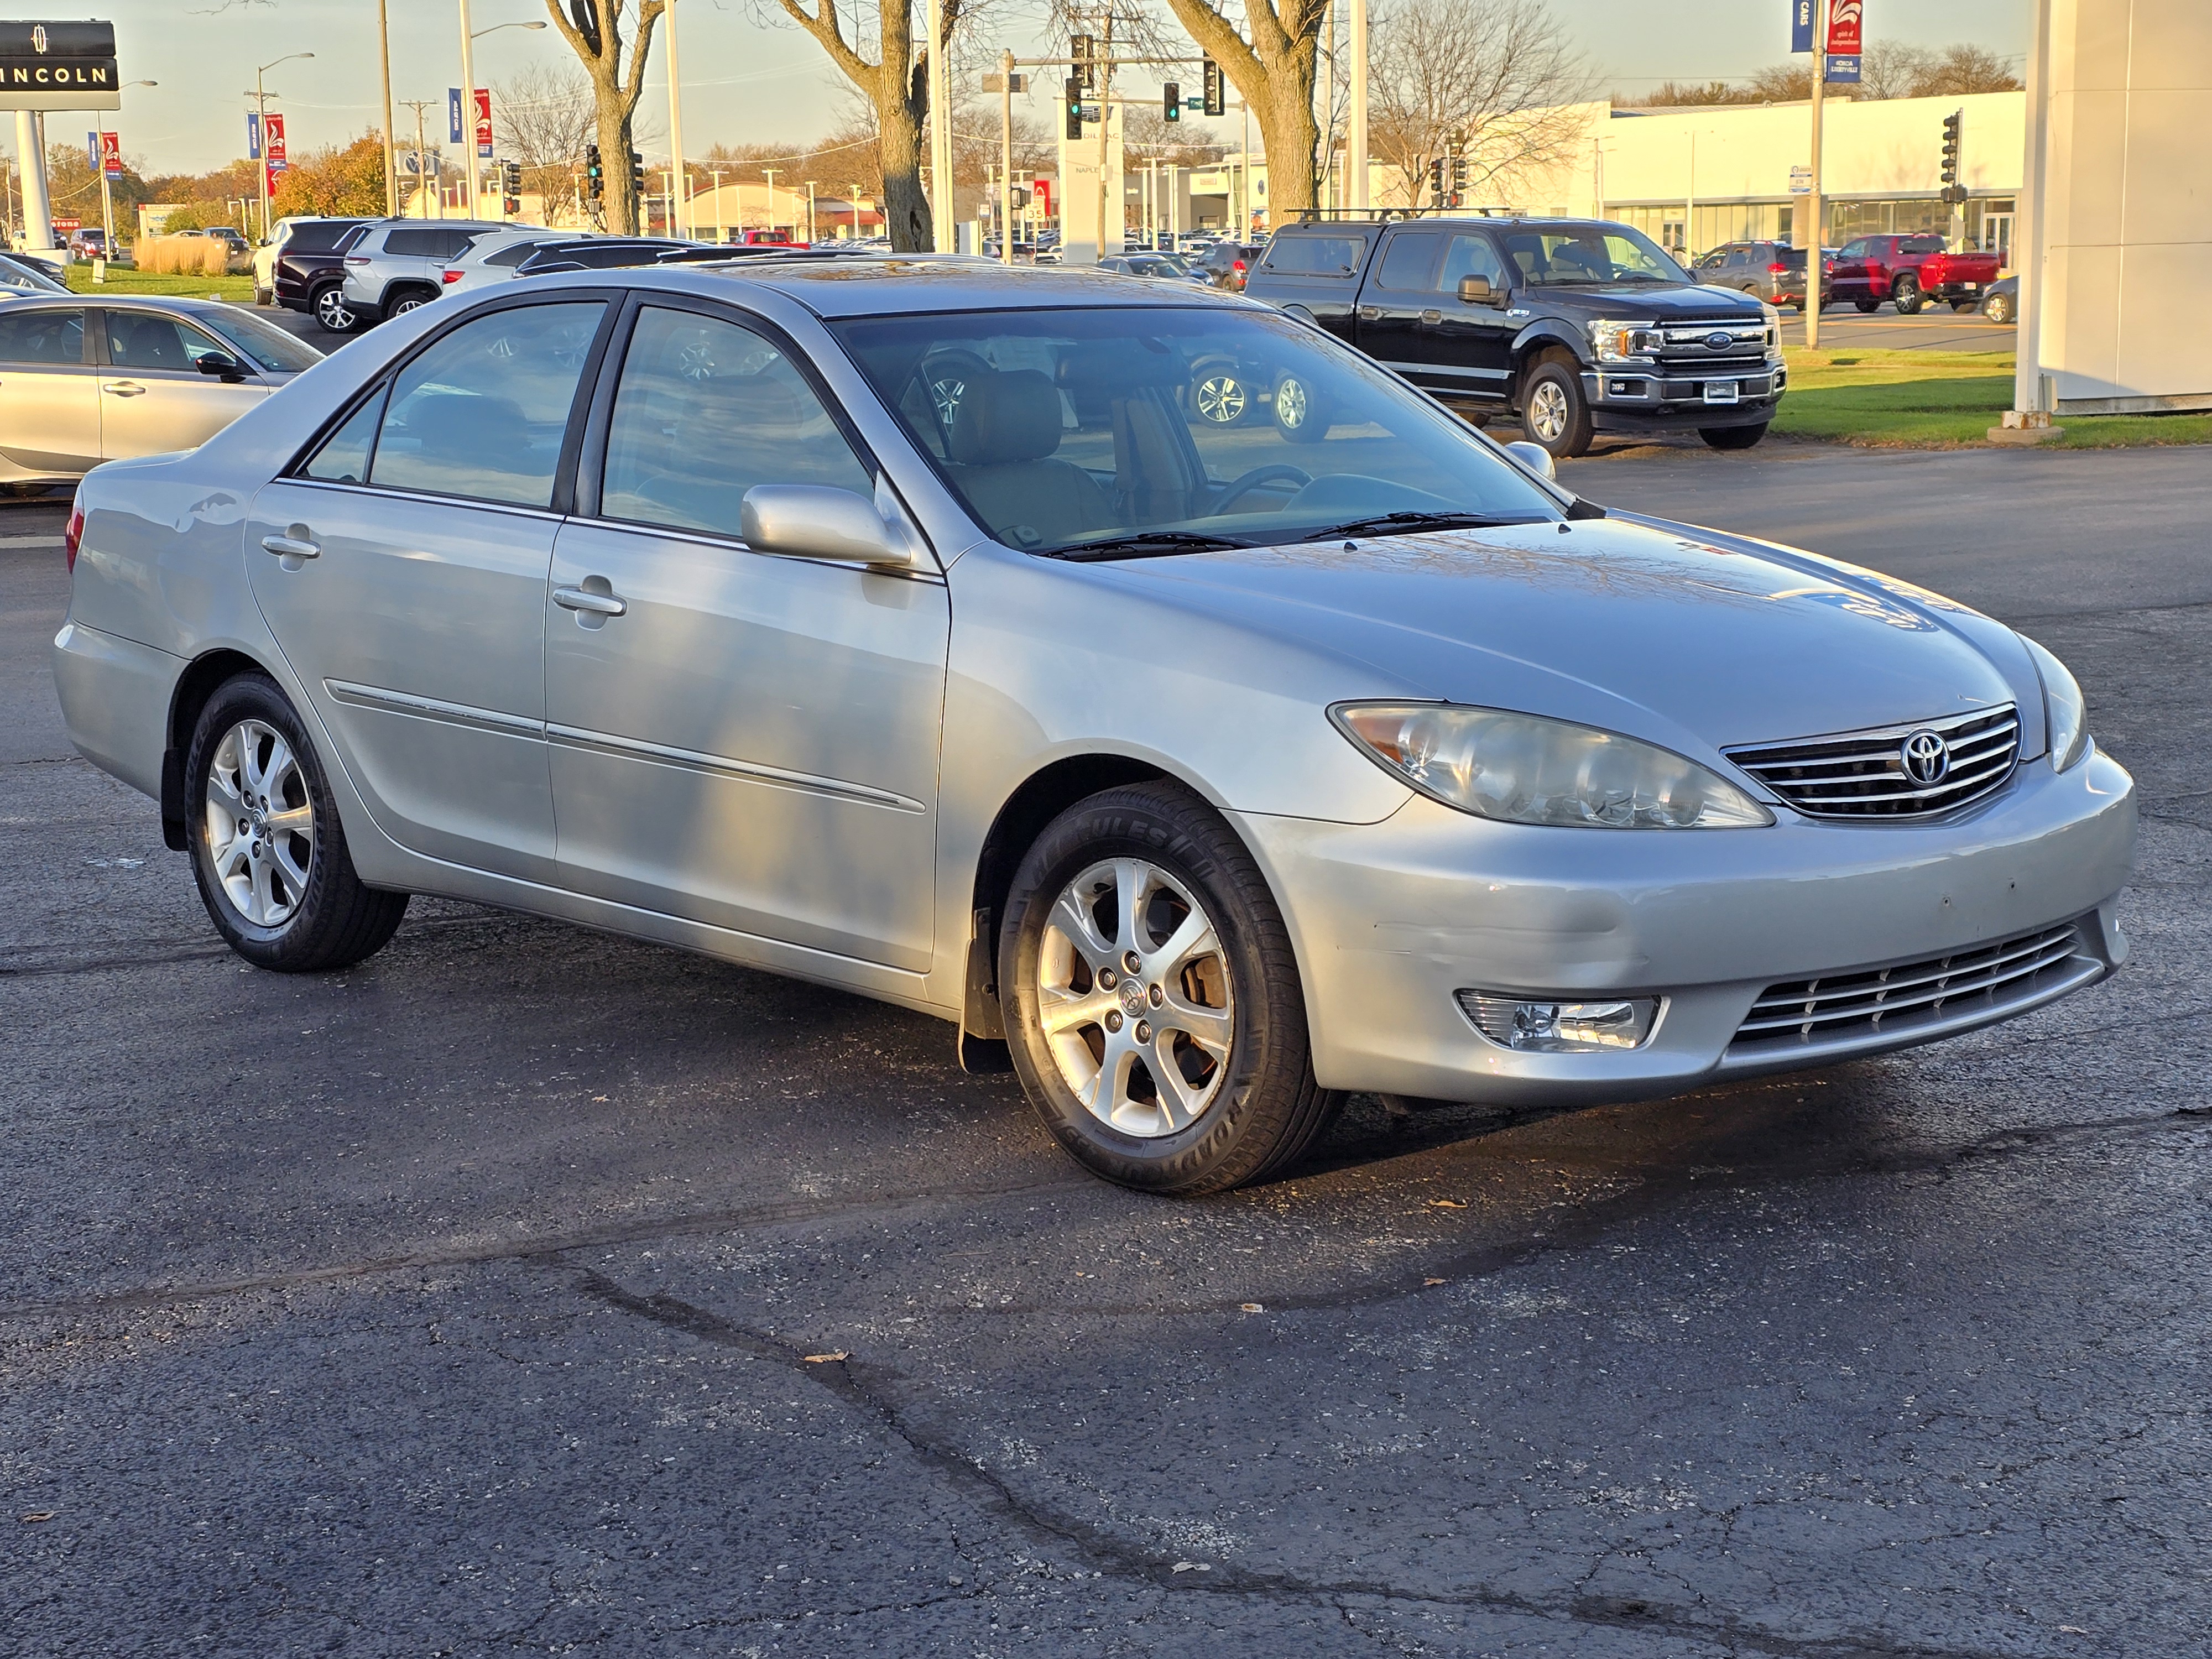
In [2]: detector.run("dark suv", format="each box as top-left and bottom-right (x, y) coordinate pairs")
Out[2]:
(1245, 216), (1783, 457)
(1692, 239), (1833, 310)
(1199, 241), (1267, 291)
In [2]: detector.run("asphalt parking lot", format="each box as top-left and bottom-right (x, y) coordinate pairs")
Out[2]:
(4, 441), (2206, 1656)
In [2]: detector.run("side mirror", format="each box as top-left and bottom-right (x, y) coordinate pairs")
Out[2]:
(1457, 274), (1498, 306)
(740, 484), (914, 570)
(1503, 440), (1557, 481)
(194, 352), (248, 382)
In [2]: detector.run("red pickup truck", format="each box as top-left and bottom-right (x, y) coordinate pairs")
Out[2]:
(1830, 233), (2004, 314)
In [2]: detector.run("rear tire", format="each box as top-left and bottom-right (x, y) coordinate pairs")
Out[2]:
(1700, 422), (1769, 451)
(1854, 298), (1881, 313)
(999, 781), (1340, 1195)
(385, 288), (436, 319)
(1519, 353), (1594, 460)
(311, 284), (360, 335)
(1983, 290), (2014, 325)
(1891, 274), (1923, 315)
(185, 672), (408, 973)
(1271, 369), (1331, 444)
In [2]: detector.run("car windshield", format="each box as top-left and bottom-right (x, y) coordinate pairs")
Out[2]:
(201, 308), (325, 373)
(830, 306), (1561, 559)
(1498, 227), (1688, 286)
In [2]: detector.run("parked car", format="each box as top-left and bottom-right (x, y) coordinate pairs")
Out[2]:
(436, 229), (568, 295)
(1247, 216), (1782, 458)
(1693, 240), (1834, 310)
(338, 219), (509, 327)
(51, 262), (2133, 1195)
(509, 237), (696, 277)
(1979, 274), (2018, 325)
(1829, 234), (2003, 314)
(0, 251), (70, 297)
(1098, 252), (1208, 283)
(3, 246), (67, 285)
(732, 228), (808, 248)
(0, 295), (320, 493)
(1198, 240), (1267, 290)
(66, 227), (107, 262)
(266, 216), (373, 325)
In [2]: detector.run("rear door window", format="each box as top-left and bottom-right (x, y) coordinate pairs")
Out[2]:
(1373, 231), (1441, 292)
(368, 301), (607, 508)
(0, 307), (87, 364)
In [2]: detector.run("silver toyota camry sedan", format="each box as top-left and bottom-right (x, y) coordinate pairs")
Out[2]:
(51, 260), (2135, 1193)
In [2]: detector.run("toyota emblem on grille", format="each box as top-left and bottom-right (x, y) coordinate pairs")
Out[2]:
(1900, 729), (1950, 786)
(1704, 331), (1733, 349)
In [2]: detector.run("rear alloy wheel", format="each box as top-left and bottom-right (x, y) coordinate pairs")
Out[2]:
(1520, 355), (1594, 460)
(1000, 782), (1339, 1194)
(1271, 370), (1331, 444)
(387, 289), (435, 318)
(1191, 363), (1251, 426)
(1700, 422), (1770, 451)
(1984, 290), (2014, 325)
(312, 285), (359, 334)
(186, 673), (408, 972)
(1891, 274), (1923, 315)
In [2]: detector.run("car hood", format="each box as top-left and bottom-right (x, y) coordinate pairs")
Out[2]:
(1520, 284), (1766, 321)
(1087, 517), (2032, 761)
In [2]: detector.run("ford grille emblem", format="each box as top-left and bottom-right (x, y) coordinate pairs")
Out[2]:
(1704, 331), (1732, 350)
(1900, 729), (1950, 787)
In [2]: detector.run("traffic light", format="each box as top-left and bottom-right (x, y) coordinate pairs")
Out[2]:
(1201, 56), (1225, 117)
(1451, 155), (1468, 194)
(630, 149), (644, 195)
(1065, 76), (1084, 139)
(1939, 110), (1961, 186)
(502, 158), (522, 216)
(586, 143), (602, 200)
(1071, 33), (1093, 91)
(1427, 158), (1444, 201)
(1163, 81), (1180, 122)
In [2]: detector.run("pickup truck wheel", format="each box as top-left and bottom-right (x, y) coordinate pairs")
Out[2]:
(1520, 355), (1593, 460)
(1891, 274), (1924, 315)
(311, 284), (361, 334)
(998, 780), (1341, 1194)
(1853, 298), (1881, 314)
(1700, 422), (1769, 451)
(186, 673), (409, 973)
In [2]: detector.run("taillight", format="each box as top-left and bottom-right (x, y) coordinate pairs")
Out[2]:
(63, 501), (84, 573)
(1233, 258), (1246, 273)
(1768, 262), (1789, 274)
(441, 268), (463, 283)
(345, 255), (369, 265)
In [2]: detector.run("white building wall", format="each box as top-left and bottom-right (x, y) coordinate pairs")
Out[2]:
(2034, 0), (2212, 412)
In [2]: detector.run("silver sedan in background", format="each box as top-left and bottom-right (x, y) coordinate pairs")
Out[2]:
(51, 264), (2135, 1193)
(0, 295), (321, 493)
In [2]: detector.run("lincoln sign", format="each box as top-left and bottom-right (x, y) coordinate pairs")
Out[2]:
(0, 21), (121, 111)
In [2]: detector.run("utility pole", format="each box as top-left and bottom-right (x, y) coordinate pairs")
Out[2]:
(850, 181), (862, 241)
(664, 0), (686, 237)
(1803, 0), (1828, 348)
(709, 164), (724, 241)
(377, 0), (398, 216)
(1000, 46), (1016, 264)
(1348, 0), (1368, 210)
(455, 0), (483, 217)
(805, 178), (816, 243)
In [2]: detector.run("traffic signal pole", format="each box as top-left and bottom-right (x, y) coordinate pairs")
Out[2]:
(999, 49), (1016, 265)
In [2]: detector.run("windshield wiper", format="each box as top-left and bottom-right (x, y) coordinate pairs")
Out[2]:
(1297, 511), (1537, 541)
(1046, 530), (1253, 561)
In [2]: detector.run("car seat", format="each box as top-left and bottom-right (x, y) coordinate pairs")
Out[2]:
(944, 368), (1114, 549)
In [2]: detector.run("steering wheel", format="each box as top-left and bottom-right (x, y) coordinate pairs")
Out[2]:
(1208, 465), (1312, 517)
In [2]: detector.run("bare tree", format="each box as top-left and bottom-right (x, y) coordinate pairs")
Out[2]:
(1910, 43), (2022, 96)
(1857, 39), (1930, 100)
(1370, 0), (1592, 211)
(1743, 60), (1814, 101)
(497, 61), (599, 227)
(1144, 0), (1326, 226)
(541, 0), (667, 236)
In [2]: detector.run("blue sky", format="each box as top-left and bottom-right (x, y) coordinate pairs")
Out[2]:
(87, 0), (2030, 175)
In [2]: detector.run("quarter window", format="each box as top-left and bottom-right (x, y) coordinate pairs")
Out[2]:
(599, 306), (871, 539)
(300, 389), (387, 486)
(368, 301), (605, 508)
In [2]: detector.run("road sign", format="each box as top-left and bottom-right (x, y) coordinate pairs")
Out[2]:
(1789, 164), (1812, 194)
(1032, 176), (1051, 217)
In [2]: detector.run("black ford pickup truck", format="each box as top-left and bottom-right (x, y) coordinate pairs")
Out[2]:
(1244, 216), (1785, 458)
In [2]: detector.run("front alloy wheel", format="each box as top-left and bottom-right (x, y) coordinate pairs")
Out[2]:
(313, 286), (358, 333)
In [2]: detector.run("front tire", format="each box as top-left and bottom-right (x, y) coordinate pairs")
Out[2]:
(1854, 298), (1881, 313)
(311, 284), (360, 335)
(1271, 369), (1331, 444)
(999, 782), (1340, 1195)
(1520, 354), (1594, 460)
(186, 673), (408, 973)
(1700, 422), (1770, 450)
(1190, 362), (1251, 427)
(1984, 290), (2014, 325)
(1891, 274), (1923, 315)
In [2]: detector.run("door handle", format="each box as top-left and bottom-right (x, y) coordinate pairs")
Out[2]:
(260, 533), (320, 559)
(1420, 309), (1442, 325)
(1357, 305), (1381, 322)
(553, 584), (627, 617)
(102, 381), (147, 397)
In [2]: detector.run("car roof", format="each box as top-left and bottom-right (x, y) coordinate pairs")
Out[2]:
(571, 257), (1260, 319)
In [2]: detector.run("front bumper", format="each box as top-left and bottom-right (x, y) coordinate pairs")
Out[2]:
(1583, 361), (1785, 431)
(1233, 749), (2135, 1104)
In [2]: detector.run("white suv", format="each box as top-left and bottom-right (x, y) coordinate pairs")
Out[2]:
(338, 220), (507, 323)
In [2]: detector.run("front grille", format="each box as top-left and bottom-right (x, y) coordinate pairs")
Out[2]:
(1725, 705), (2018, 820)
(1731, 923), (2086, 1053)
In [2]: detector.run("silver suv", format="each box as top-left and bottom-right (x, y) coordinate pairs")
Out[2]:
(339, 220), (507, 323)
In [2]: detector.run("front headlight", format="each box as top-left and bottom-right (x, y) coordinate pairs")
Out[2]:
(1331, 703), (1774, 828)
(1586, 318), (1659, 363)
(2021, 635), (2089, 771)
(1760, 302), (1782, 353)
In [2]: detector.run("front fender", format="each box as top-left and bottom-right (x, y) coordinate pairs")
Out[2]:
(1511, 319), (1585, 372)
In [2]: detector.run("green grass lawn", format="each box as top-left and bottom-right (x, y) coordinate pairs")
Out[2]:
(1774, 349), (2212, 448)
(62, 266), (259, 302)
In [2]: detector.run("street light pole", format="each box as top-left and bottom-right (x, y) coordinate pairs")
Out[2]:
(378, 0), (398, 216)
(1348, 0), (1368, 210)
(664, 0), (686, 237)
(249, 53), (313, 244)
(456, 0), (480, 217)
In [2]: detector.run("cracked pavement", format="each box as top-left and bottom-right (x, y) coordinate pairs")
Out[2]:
(4, 445), (2208, 1656)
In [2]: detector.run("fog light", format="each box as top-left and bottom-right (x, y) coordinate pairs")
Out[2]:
(1458, 991), (1660, 1052)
